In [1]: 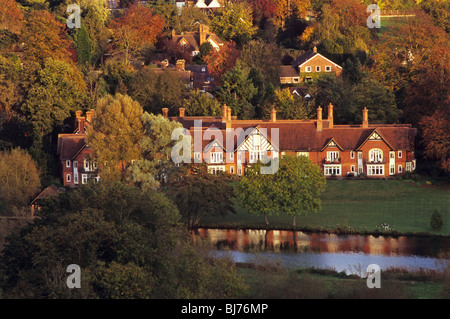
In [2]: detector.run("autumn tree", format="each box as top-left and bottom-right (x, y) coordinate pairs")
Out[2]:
(21, 10), (74, 64)
(246, 0), (277, 26)
(86, 94), (144, 182)
(110, 3), (164, 64)
(0, 0), (24, 34)
(0, 148), (41, 211)
(0, 55), (22, 123)
(420, 106), (450, 172)
(203, 40), (240, 85)
(273, 0), (311, 27)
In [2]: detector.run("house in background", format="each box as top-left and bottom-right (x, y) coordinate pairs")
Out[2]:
(56, 110), (99, 187)
(165, 104), (416, 179)
(171, 24), (224, 56)
(30, 184), (65, 216)
(280, 47), (342, 84)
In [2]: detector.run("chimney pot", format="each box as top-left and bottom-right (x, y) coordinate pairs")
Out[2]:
(179, 108), (185, 117)
(78, 117), (86, 133)
(86, 110), (94, 123)
(162, 108), (168, 118)
(313, 46), (317, 53)
(176, 59), (185, 71)
(271, 108), (277, 122)
(222, 104), (228, 120)
(75, 110), (82, 119)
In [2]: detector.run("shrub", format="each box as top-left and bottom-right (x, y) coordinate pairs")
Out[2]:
(430, 210), (444, 231)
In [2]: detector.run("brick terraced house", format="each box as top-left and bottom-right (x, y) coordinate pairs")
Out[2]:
(166, 104), (417, 178)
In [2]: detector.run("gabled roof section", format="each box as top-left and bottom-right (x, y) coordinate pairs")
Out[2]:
(321, 138), (344, 151)
(57, 134), (87, 160)
(279, 65), (299, 78)
(355, 129), (396, 151)
(293, 49), (342, 69)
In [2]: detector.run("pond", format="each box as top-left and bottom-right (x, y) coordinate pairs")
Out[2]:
(192, 228), (450, 274)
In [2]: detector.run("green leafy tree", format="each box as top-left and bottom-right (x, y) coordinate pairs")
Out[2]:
(168, 164), (236, 228)
(430, 209), (444, 232)
(77, 23), (93, 66)
(216, 63), (257, 119)
(271, 88), (311, 120)
(0, 182), (247, 298)
(184, 90), (222, 116)
(86, 94), (144, 182)
(211, 1), (256, 46)
(236, 155), (326, 226)
(128, 112), (183, 190)
(21, 58), (87, 140)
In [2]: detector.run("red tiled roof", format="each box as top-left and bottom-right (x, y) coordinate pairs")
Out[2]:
(57, 134), (86, 160)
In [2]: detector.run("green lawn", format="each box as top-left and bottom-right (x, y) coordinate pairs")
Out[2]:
(199, 179), (450, 236)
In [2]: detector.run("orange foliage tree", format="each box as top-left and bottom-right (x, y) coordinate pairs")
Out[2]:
(203, 41), (240, 85)
(21, 10), (74, 64)
(0, 0), (23, 34)
(110, 3), (164, 64)
(272, 0), (310, 27)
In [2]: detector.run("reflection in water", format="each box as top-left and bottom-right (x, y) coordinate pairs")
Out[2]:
(193, 229), (450, 273)
(193, 228), (450, 257)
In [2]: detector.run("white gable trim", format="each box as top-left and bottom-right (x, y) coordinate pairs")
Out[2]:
(298, 54), (342, 69)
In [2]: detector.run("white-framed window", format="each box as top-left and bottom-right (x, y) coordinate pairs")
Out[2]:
(358, 151), (363, 160)
(293, 77), (299, 83)
(237, 167), (242, 175)
(84, 160), (97, 172)
(281, 152), (286, 158)
(351, 165), (355, 173)
(73, 161), (78, 169)
(358, 167), (363, 174)
(194, 152), (202, 161)
(305, 66), (311, 72)
(327, 151), (339, 162)
(66, 174), (71, 183)
(66, 160), (71, 168)
(325, 66), (331, 72)
(249, 151), (265, 163)
(297, 152), (309, 157)
(406, 162), (412, 172)
(74, 173), (78, 184)
(390, 164), (395, 175)
(369, 149), (383, 163)
(273, 151), (279, 158)
(390, 151), (395, 159)
(237, 151), (242, 162)
(398, 165), (403, 173)
(324, 165), (341, 176)
(398, 151), (402, 158)
(367, 165), (384, 176)
(210, 152), (223, 164)
(208, 166), (225, 175)
(82, 174), (88, 184)
(350, 151), (355, 159)
(230, 166), (234, 174)
(315, 66), (321, 72)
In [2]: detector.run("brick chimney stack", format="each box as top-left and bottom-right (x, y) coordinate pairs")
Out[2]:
(362, 107), (369, 128)
(313, 46), (317, 53)
(271, 108), (277, 122)
(227, 106), (232, 121)
(328, 103), (333, 129)
(199, 24), (208, 45)
(222, 104), (228, 121)
(317, 106), (323, 131)
(162, 108), (168, 118)
(75, 110), (82, 119)
(86, 110), (94, 123)
(78, 116), (86, 133)
(179, 108), (185, 117)
(176, 59), (185, 71)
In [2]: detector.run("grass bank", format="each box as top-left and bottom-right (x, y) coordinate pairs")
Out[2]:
(198, 179), (450, 236)
(236, 263), (449, 299)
